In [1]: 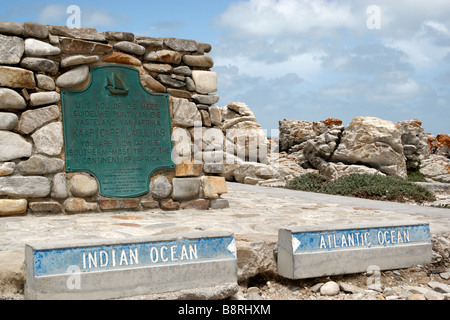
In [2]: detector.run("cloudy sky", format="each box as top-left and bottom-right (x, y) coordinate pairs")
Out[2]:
(2, 0), (449, 136)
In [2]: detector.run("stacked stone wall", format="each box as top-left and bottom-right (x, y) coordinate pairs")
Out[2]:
(0, 21), (228, 215)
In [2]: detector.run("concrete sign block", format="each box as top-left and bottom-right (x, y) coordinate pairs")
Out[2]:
(25, 232), (237, 299)
(278, 221), (431, 279)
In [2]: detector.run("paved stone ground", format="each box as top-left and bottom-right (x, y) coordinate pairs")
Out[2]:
(1, 182), (449, 299)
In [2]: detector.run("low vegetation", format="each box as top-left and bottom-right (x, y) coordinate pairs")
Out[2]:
(286, 173), (436, 204)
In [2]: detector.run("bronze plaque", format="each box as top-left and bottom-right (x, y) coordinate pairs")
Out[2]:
(61, 65), (174, 198)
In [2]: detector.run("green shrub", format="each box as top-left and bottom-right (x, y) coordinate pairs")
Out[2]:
(286, 173), (436, 204)
(285, 172), (327, 192)
(407, 170), (428, 182)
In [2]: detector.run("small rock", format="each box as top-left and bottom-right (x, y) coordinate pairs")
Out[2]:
(0, 112), (18, 130)
(0, 88), (26, 110)
(160, 199), (180, 211)
(180, 199), (210, 210)
(0, 21), (24, 36)
(440, 272), (450, 280)
(368, 283), (383, 293)
(150, 175), (172, 199)
(424, 290), (445, 300)
(24, 38), (60, 56)
(428, 281), (450, 294)
(20, 57), (59, 75)
(320, 281), (340, 296)
(0, 162), (15, 176)
(60, 55), (99, 67)
(408, 293), (426, 300)
(113, 41), (145, 56)
(339, 282), (365, 294)
(210, 199), (230, 209)
(36, 74), (56, 91)
(51, 173), (68, 199)
(23, 22), (48, 38)
(183, 55), (214, 68)
(56, 65), (89, 88)
(310, 283), (324, 293)
(102, 52), (141, 66)
(29, 91), (60, 107)
(69, 174), (98, 197)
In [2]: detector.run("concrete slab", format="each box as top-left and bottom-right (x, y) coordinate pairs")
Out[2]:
(277, 221), (432, 279)
(25, 232), (237, 300)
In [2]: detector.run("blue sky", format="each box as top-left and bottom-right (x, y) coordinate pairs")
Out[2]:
(2, 0), (449, 136)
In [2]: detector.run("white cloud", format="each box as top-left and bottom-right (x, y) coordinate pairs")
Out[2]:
(38, 4), (66, 25)
(215, 0), (359, 38)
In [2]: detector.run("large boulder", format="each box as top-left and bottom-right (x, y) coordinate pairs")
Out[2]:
(420, 155), (450, 183)
(331, 117), (407, 179)
(395, 119), (429, 170)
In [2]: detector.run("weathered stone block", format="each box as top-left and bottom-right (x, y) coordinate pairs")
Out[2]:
(49, 26), (106, 41)
(51, 173), (69, 199)
(29, 92), (60, 107)
(20, 57), (59, 75)
(60, 55), (100, 68)
(0, 176), (51, 197)
(171, 97), (201, 128)
(23, 22), (48, 38)
(0, 35), (24, 65)
(183, 55), (214, 68)
(181, 199), (210, 210)
(99, 199), (140, 210)
(101, 52), (141, 66)
(60, 38), (112, 54)
(201, 176), (228, 199)
(29, 201), (62, 214)
(144, 50), (181, 64)
(17, 155), (64, 175)
(17, 105), (60, 135)
(192, 70), (217, 94)
(63, 198), (98, 213)
(0, 199), (27, 216)
(0, 131), (32, 161)
(31, 122), (63, 156)
(172, 177), (201, 201)
(0, 66), (36, 89)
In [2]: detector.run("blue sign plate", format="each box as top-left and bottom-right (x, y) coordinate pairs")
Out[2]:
(291, 224), (430, 253)
(32, 236), (236, 277)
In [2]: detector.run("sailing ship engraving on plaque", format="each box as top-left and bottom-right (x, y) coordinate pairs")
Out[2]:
(61, 65), (174, 198)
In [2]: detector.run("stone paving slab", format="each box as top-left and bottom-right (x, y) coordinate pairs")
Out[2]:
(0, 182), (449, 289)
